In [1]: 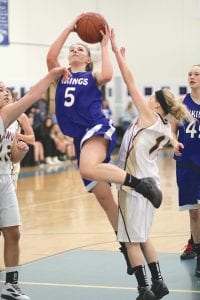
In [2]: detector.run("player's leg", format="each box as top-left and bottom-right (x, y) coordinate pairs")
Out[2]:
(180, 232), (196, 260)
(118, 190), (157, 299)
(126, 242), (157, 300)
(92, 182), (132, 274)
(92, 182), (118, 230)
(74, 134), (133, 274)
(0, 176), (30, 300)
(79, 136), (162, 208)
(177, 165), (199, 262)
(141, 240), (169, 299)
(189, 208), (200, 277)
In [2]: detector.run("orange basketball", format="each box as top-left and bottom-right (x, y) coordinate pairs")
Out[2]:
(75, 12), (107, 44)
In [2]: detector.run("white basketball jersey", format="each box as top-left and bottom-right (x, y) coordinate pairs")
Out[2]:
(118, 114), (171, 194)
(0, 120), (18, 175)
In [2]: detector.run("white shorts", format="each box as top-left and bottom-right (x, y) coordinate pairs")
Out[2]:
(117, 189), (155, 243)
(0, 175), (21, 228)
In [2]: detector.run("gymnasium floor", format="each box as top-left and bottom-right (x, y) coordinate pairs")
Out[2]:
(0, 250), (199, 299)
(0, 148), (200, 299)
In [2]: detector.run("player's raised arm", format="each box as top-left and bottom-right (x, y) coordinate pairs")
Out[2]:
(1, 67), (68, 129)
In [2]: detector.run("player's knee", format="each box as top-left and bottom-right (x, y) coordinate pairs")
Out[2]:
(79, 166), (95, 180)
(3, 227), (20, 242)
(190, 209), (200, 222)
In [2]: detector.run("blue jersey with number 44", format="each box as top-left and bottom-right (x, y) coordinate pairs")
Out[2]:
(174, 93), (200, 166)
(55, 71), (106, 137)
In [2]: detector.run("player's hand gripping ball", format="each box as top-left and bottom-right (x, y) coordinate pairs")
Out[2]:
(75, 12), (107, 44)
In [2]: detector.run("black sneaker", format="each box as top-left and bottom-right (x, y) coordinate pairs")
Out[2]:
(195, 255), (200, 277)
(151, 278), (169, 299)
(136, 286), (157, 300)
(134, 178), (162, 208)
(180, 242), (196, 260)
(119, 246), (134, 275)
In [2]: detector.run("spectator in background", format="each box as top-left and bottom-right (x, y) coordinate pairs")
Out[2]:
(121, 100), (138, 133)
(34, 116), (60, 164)
(26, 115), (45, 167)
(51, 123), (76, 161)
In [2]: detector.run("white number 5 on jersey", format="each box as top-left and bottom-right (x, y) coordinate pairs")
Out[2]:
(64, 87), (75, 107)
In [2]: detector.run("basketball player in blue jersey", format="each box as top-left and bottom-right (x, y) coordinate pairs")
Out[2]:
(110, 29), (193, 300)
(172, 64), (200, 277)
(47, 14), (164, 278)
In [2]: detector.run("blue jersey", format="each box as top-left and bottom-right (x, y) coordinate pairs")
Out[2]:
(55, 71), (106, 137)
(174, 93), (200, 166)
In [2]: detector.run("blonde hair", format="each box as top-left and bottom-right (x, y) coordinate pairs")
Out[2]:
(192, 64), (200, 67)
(162, 88), (193, 122)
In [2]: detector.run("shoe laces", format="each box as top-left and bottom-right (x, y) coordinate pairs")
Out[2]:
(11, 284), (24, 294)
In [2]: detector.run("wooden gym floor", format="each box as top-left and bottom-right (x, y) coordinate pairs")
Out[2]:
(0, 147), (199, 299)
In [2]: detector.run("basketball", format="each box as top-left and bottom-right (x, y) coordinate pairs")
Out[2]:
(75, 12), (107, 44)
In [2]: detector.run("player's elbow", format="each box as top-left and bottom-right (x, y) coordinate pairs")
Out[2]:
(46, 54), (58, 71)
(101, 72), (113, 85)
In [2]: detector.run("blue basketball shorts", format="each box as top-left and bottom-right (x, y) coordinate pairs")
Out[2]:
(176, 162), (200, 210)
(73, 121), (117, 191)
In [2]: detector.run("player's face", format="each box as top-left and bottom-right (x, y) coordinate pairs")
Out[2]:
(188, 66), (200, 89)
(7, 89), (14, 103)
(0, 82), (10, 109)
(68, 44), (91, 66)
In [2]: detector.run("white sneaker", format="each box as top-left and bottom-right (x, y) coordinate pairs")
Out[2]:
(45, 157), (54, 165)
(52, 156), (61, 164)
(1, 282), (30, 300)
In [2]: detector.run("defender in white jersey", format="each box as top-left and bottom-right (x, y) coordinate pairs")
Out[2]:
(110, 29), (192, 300)
(118, 115), (171, 243)
(0, 67), (67, 300)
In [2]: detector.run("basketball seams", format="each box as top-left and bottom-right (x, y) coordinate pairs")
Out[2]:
(90, 18), (104, 42)
(76, 12), (107, 44)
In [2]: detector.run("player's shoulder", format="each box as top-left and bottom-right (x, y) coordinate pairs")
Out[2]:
(18, 112), (27, 121)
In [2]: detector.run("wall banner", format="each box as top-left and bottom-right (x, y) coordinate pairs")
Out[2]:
(0, 0), (9, 45)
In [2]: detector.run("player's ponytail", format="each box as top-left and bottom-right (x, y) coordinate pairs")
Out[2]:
(162, 88), (194, 123)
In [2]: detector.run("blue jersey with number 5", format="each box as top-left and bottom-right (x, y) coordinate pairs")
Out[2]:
(175, 93), (200, 166)
(55, 71), (106, 137)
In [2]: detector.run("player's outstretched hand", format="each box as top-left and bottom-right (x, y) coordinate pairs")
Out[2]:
(100, 23), (110, 47)
(174, 141), (184, 156)
(49, 66), (69, 81)
(70, 13), (85, 32)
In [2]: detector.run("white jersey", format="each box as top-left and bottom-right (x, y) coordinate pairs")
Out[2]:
(0, 120), (19, 175)
(117, 114), (171, 243)
(118, 113), (171, 193)
(0, 117), (21, 227)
